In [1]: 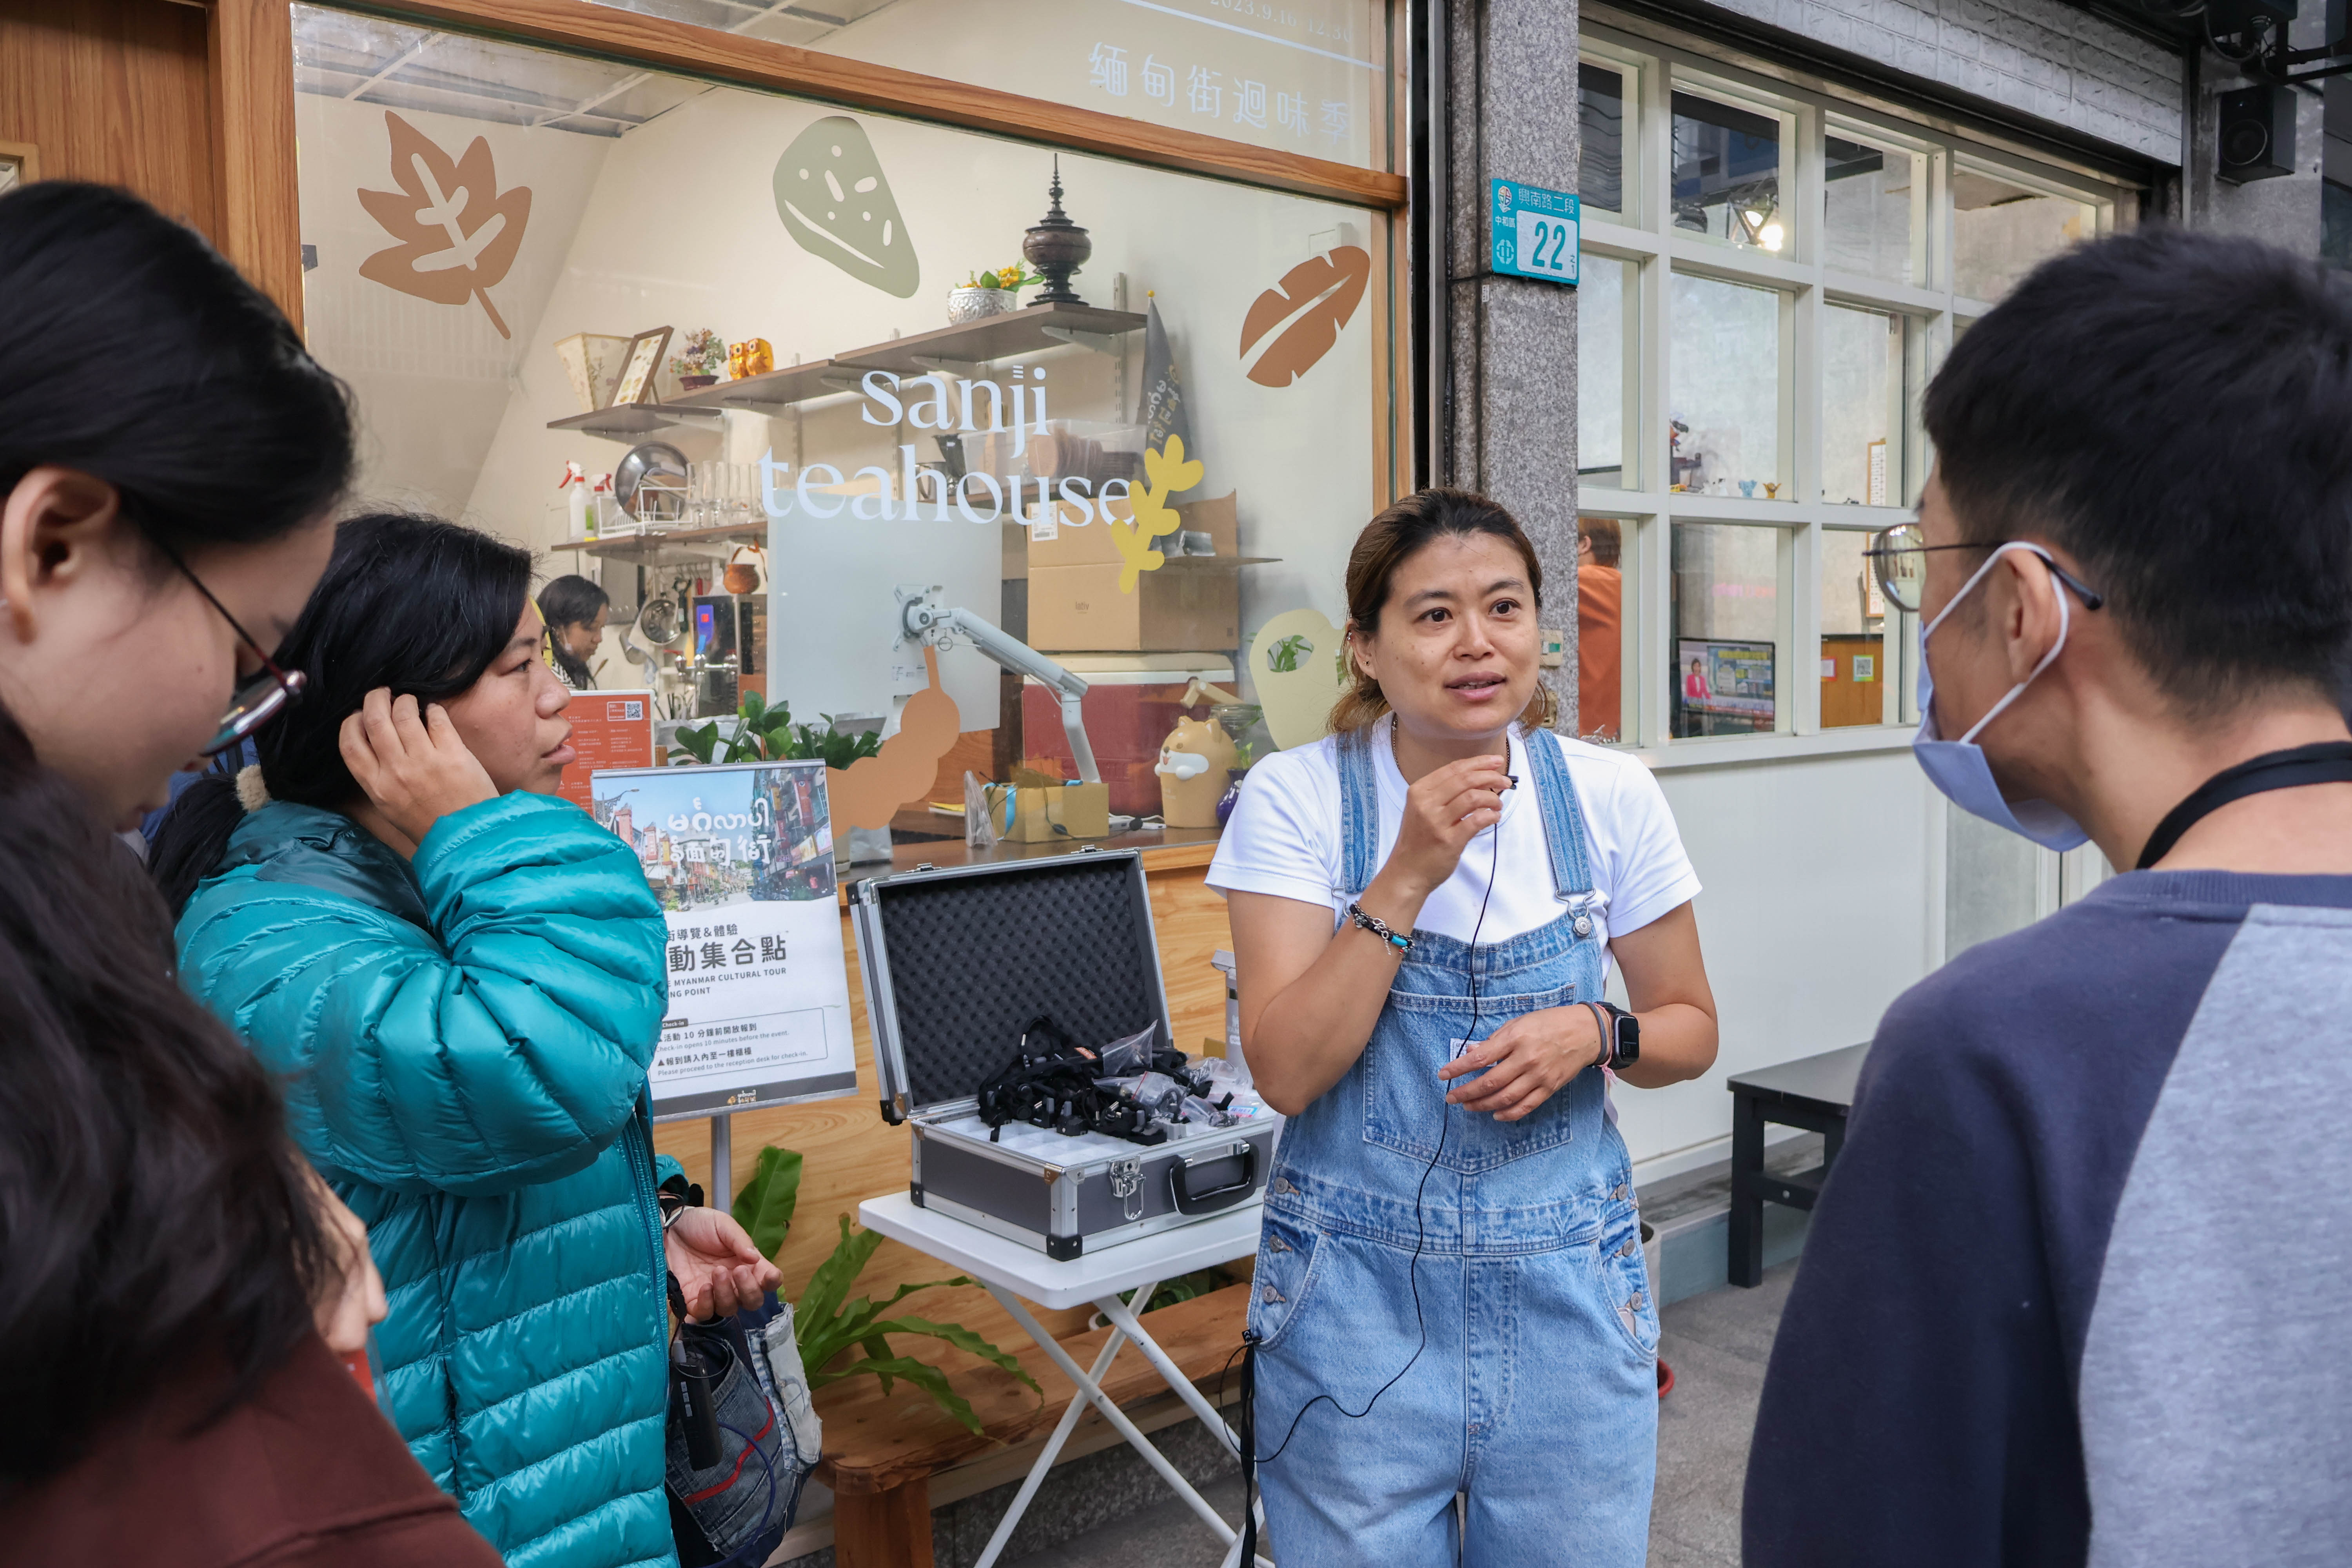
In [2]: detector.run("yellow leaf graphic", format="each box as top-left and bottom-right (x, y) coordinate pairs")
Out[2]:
(357, 111), (532, 338)
(1108, 435), (1205, 593)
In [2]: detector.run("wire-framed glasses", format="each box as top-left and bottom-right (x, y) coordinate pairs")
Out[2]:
(1864, 521), (2105, 616)
(147, 536), (308, 756)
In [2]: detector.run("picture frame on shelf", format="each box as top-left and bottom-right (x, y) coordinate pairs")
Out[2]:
(612, 326), (673, 407)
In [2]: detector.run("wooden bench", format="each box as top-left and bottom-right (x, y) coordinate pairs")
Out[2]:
(815, 1281), (1252, 1568)
(1727, 1042), (1869, 1287)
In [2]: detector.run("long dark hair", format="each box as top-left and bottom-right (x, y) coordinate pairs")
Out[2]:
(0, 182), (352, 1479)
(1330, 488), (1553, 733)
(537, 573), (609, 688)
(151, 512), (534, 915)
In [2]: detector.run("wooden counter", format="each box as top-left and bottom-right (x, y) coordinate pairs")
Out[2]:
(652, 824), (1238, 1356)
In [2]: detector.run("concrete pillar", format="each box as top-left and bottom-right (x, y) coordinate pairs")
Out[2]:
(1442, 0), (1584, 731)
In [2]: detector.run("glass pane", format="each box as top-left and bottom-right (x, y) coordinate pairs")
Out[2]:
(1580, 62), (1626, 215)
(1576, 517), (1626, 743)
(1822, 305), (1901, 506)
(1671, 523), (1786, 738)
(1819, 529), (1886, 728)
(1671, 91), (1783, 252)
(1669, 272), (1781, 497)
(1823, 133), (1919, 284)
(1951, 167), (2096, 303)
(564, 0), (1392, 169)
(1578, 253), (1630, 488)
(292, 4), (1382, 811)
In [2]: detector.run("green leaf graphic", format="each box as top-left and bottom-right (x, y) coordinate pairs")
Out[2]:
(774, 116), (919, 299)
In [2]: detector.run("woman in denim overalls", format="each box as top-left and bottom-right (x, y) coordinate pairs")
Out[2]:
(1219, 492), (1720, 1566)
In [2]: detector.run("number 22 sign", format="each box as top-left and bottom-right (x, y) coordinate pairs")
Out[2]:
(1490, 179), (1580, 286)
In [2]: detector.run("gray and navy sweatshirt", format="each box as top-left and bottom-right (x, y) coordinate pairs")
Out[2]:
(1744, 871), (2352, 1567)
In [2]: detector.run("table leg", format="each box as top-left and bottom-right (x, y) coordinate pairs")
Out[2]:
(1092, 1293), (1274, 1568)
(970, 1321), (1132, 1568)
(984, 1283), (1241, 1544)
(1730, 1091), (1765, 1289)
(833, 1475), (934, 1568)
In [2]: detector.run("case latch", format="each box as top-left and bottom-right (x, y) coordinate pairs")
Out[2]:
(1109, 1157), (1144, 1222)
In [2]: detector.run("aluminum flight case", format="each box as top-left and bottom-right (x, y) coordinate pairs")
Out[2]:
(850, 847), (1276, 1259)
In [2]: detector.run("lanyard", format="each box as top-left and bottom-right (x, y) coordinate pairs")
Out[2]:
(2135, 741), (2352, 870)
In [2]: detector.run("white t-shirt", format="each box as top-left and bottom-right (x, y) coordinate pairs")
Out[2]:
(1207, 717), (1700, 975)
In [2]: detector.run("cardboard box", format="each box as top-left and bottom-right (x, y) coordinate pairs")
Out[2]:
(1027, 490), (1239, 570)
(980, 780), (1110, 842)
(1026, 564), (1240, 652)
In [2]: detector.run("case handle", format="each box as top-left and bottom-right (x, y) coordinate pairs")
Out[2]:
(1169, 1143), (1259, 1215)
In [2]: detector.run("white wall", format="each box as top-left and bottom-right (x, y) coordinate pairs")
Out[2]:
(1617, 745), (1939, 1175)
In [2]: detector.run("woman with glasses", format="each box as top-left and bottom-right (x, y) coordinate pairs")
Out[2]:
(0, 183), (500, 1563)
(152, 512), (780, 1568)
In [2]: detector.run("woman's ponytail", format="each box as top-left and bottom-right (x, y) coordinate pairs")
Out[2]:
(150, 774), (247, 918)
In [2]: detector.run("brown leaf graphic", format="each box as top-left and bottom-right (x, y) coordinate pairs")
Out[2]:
(357, 111), (532, 338)
(1238, 246), (1370, 388)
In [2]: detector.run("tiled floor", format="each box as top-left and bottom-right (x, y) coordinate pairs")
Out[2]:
(1002, 1260), (1798, 1567)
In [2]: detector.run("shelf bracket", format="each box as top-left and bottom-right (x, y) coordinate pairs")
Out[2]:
(907, 356), (990, 381)
(1039, 325), (1127, 358)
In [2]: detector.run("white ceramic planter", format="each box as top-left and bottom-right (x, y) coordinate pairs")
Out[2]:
(947, 286), (1019, 324)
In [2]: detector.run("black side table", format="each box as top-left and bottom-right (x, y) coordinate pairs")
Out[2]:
(1726, 1043), (1870, 1287)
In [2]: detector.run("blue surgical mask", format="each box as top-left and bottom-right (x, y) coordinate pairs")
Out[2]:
(1912, 542), (2089, 852)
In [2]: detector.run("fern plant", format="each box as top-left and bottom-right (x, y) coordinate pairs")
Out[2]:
(672, 691), (887, 770)
(731, 1144), (1039, 1436)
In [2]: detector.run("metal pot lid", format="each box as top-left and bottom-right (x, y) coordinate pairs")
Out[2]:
(614, 441), (689, 514)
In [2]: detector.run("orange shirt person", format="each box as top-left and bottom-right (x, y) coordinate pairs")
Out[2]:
(1577, 519), (1624, 741)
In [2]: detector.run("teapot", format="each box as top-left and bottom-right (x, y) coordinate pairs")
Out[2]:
(722, 543), (766, 596)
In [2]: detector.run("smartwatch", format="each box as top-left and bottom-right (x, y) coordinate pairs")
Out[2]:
(1585, 1001), (1640, 1071)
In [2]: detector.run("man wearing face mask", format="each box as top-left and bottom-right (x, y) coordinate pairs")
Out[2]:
(1743, 226), (2352, 1568)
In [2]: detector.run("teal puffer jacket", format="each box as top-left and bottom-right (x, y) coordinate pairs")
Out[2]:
(177, 793), (680, 1568)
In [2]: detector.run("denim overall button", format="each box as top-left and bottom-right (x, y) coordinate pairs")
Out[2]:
(1610, 1183), (1628, 1202)
(1617, 1239), (1636, 1258)
(1627, 1291), (1646, 1312)
(1272, 1177), (1296, 1196)
(1261, 1285), (1286, 1303)
(1266, 1236), (1289, 1252)
(1573, 915), (1593, 937)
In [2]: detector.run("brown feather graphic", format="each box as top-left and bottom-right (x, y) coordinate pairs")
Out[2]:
(1238, 246), (1371, 388)
(357, 111), (532, 338)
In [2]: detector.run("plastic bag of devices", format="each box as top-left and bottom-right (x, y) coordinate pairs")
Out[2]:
(974, 1015), (1267, 1147)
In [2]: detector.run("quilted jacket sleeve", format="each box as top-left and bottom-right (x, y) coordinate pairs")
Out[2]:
(179, 793), (670, 1198)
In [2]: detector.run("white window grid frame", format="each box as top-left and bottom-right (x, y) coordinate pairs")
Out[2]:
(1575, 24), (2128, 768)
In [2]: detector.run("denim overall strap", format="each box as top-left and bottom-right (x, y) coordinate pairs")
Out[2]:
(1520, 723), (1598, 909)
(1334, 724), (1383, 900)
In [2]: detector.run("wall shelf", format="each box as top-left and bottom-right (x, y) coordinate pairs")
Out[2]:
(557, 521), (767, 566)
(543, 303), (1147, 441)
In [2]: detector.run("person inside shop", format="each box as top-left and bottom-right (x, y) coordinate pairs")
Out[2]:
(539, 572), (610, 690)
(1577, 517), (1624, 742)
(1209, 488), (1720, 1566)
(151, 512), (781, 1568)
(1745, 229), (2352, 1565)
(0, 180), (501, 1564)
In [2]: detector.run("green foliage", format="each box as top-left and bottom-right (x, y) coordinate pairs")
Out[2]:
(733, 1143), (1038, 1437)
(670, 691), (887, 768)
(1266, 633), (1310, 673)
(1115, 1267), (1229, 1316)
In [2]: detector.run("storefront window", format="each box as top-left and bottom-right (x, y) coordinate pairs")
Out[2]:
(1671, 89), (1784, 251)
(572, 0), (1395, 170)
(1951, 163), (2097, 304)
(1580, 61), (1628, 216)
(1579, 253), (1634, 488)
(1669, 272), (1782, 498)
(291, 3), (1387, 825)
(1820, 305), (1902, 506)
(1671, 523), (1789, 737)
(1823, 131), (1923, 285)
(1818, 527), (1885, 728)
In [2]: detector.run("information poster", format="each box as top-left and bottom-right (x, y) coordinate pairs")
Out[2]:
(559, 689), (656, 810)
(591, 761), (859, 1118)
(1674, 637), (1777, 736)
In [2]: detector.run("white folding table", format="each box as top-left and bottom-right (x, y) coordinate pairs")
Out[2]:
(855, 1192), (1274, 1568)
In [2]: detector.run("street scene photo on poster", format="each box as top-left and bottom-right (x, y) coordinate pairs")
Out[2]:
(591, 760), (859, 1116)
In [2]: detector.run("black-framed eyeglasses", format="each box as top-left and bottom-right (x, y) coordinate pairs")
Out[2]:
(1863, 521), (2105, 616)
(146, 536), (307, 756)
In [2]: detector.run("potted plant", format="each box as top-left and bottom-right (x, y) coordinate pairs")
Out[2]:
(947, 263), (1037, 325)
(670, 327), (726, 389)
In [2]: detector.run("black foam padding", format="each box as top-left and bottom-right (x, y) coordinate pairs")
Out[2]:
(872, 856), (1163, 1109)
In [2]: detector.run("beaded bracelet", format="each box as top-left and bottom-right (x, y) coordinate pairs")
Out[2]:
(1346, 902), (1412, 955)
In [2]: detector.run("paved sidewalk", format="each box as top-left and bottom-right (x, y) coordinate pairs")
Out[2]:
(1002, 1260), (1799, 1568)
